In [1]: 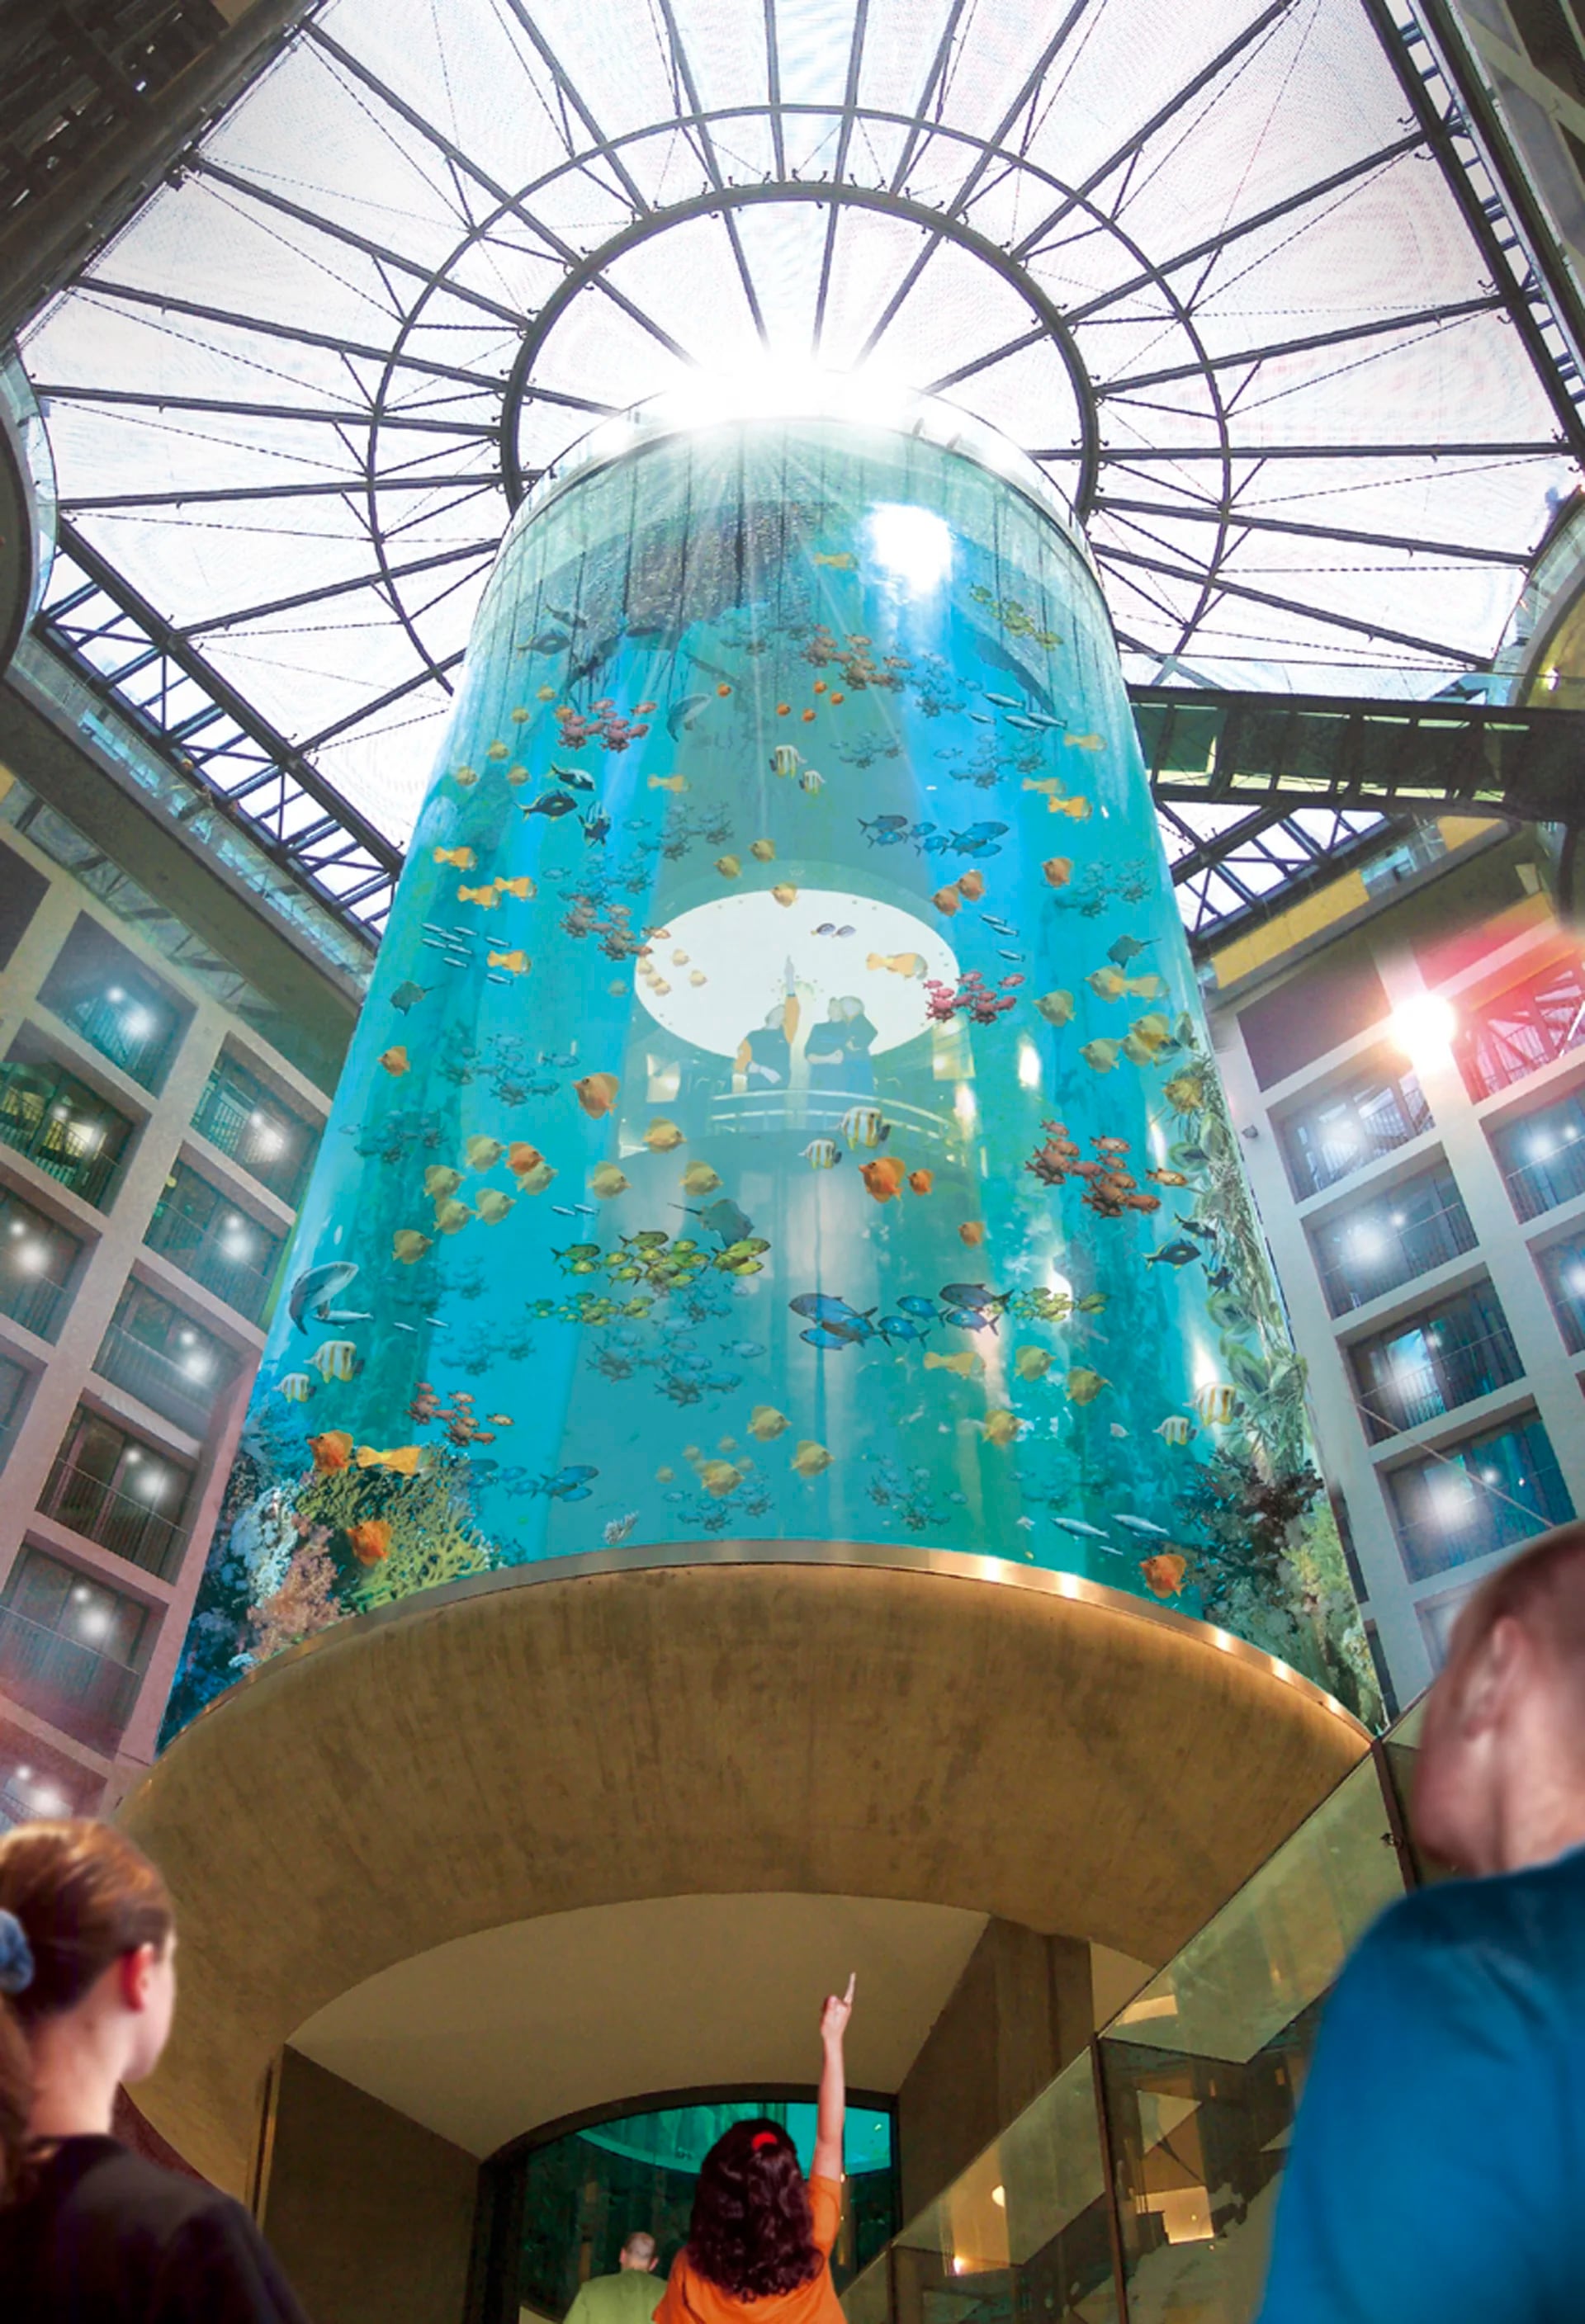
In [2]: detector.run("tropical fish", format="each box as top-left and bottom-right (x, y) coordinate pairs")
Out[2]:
(667, 696), (711, 738)
(433, 845), (476, 869)
(453, 764), (478, 786)
(693, 1197), (754, 1245)
(1066, 1367), (1109, 1404)
(466, 1136), (505, 1171)
(289, 1259), (369, 1333)
(1107, 936), (1151, 966)
(860, 1157), (906, 1203)
(435, 1198), (475, 1234)
(933, 885), (962, 916)
(1052, 1518), (1116, 1546)
(715, 855), (741, 878)
(749, 1405), (788, 1440)
(770, 743), (802, 778)
(649, 772), (688, 793)
(1147, 1168), (1190, 1188)
(1195, 1382), (1237, 1425)
(750, 838), (776, 862)
(801, 1139), (840, 1169)
(529, 1464), (599, 1501)
(923, 1349), (983, 1378)
(867, 952), (925, 978)
(1065, 732), (1105, 751)
(1035, 990), (1076, 1026)
(840, 1104), (888, 1148)
(422, 1165), (464, 1205)
(507, 1143), (546, 1179)
(1086, 967), (1164, 1002)
(958, 870), (986, 900)
(1155, 1415), (1196, 1446)
(1141, 1552), (1190, 1598)
(575, 1072), (620, 1117)
(1147, 1240), (1201, 1269)
(789, 1294), (876, 1348)
(897, 1296), (939, 1319)
(878, 1315), (931, 1343)
(644, 1118), (686, 1152)
(982, 1409), (1020, 1448)
(1014, 1346), (1053, 1382)
(1115, 1515), (1171, 1538)
(681, 1160), (722, 1195)
(277, 1372), (314, 1403)
(476, 1188), (515, 1224)
(348, 1519), (391, 1568)
(813, 550), (856, 569)
(590, 1163), (630, 1198)
(307, 1339), (360, 1383)
(772, 883), (798, 907)
(603, 1513), (639, 1547)
(457, 885), (499, 906)
(798, 768), (825, 795)
(378, 1046), (409, 1076)
(549, 763), (595, 791)
(390, 981), (429, 1014)
(1042, 857), (1073, 887)
(698, 1458), (745, 1498)
(958, 1221), (986, 1247)
(309, 1429), (354, 1473)
(1080, 1039), (1120, 1073)
(488, 949), (531, 974)
(908, 1170), (934, 1195)
(791, 1439), (834, 1476)
(355, 1443), (424, 1476)
(1111, 1423), (1129, 1438)
(392, 1229), (432, 1265)
(949, 820), (1009, 857)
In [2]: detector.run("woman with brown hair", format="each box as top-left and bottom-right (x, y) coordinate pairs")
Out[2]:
(0, 1818), (310, 2321)
(655, 1977), (856, 2324)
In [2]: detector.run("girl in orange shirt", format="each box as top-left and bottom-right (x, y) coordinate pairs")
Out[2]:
(655, 1975), (857, 2324)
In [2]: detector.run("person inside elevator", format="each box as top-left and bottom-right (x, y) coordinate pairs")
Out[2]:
(0, 1818), (310, 2321)
(563, 2228), (665, 2324)
(1259, 1518), (1585, 2323)
(655, 1975), (856, 2324)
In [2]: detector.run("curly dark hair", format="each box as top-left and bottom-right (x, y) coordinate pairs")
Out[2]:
(686, 2119), (822, 2298)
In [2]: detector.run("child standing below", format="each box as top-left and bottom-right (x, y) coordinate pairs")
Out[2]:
(656, 1975), (857, 2324)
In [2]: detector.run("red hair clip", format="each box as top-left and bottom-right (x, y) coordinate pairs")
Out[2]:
(751, 2132), (778, 2151)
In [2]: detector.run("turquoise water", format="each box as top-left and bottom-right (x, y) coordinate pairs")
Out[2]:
(166, 418), (1379, 1734)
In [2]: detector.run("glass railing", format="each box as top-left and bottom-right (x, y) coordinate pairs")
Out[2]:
(36, 1456), (189, 1580)
(0, 1251), (71, 1340)
(191, 1074), (314, 1206)
(50, 990), (177, 1090)
(0, 1604), (140, 1752)
(142, 1199), (277, 1323)
(1313, 1193), (1479, 1316)
(1281, 1079), (1431, 1202)
(1350, 1320), (1524, 1440)
(844, 1741), (1416, 2324)
(1389, 1423), (1574, 1584)
(1501, 1132), (1585, 1221)
(92, 1319), (229, 1438)
(0, 1089), (123, 1208)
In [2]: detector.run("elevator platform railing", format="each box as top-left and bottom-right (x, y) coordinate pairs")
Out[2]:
(841, 1708), (1427, 2324)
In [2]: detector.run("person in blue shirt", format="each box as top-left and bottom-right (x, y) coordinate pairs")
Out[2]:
(1260, 1517), (1585, 2324)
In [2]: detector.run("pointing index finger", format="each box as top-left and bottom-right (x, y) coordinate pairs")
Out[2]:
(844, 1972), (857, 2005)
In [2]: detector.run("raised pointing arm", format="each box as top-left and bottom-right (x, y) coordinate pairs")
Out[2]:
(811, 1973), (855, 2185)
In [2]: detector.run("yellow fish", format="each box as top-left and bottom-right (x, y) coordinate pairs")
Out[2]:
(1051, 794), (1091, 820)
(924, 1349), (984, 1379)
(452, 764), (479, 786)
(433, 845), (475, 869)
(510, 706), (531, 724)
(749, 1405), (788, 1441)
(457, 883), (499, 907)
(495, 876), (537, 900)
(772, 883), (797, 907)
(715, 855), (741, 878)
(1129, 1011), (1174, 1049)
(1066, 1367), (1110, 1405)
(1195, 1382), (1237, 1426)
(982, 1409), (1020, 1448)
(1036, 990), (1075, 1026)
(790, 1439), (833, 1476)
(537, 684), (556, 701)
(681, 1160), (722, 1195)
(378, 1046), (409, 1076)
(750, 838), (776, 862)
(1043, 857), (1073, 887)
(866, 952), (925, 979)
(1157, 1415), (1196, 1446)
(1014, 1346), (1053, 1382)
(655, 1466), (675, 1483)
(1087, 968), (1165, 1003)
(812, 550), (856, 569)
(485, 740), (509, 761)
(423, 1164), (463, 1200)
(488, 949), (532, 974)
(1065, 731), (1105, 752)
(689, 971), (707, 987)
(1080, 1039), (1120, 1073)
(769, 744), (802, 779)
(476, 1188), (514, 1224)
(698, 1459), (745, 1498)
(643, 1118), (685, 1152)
(590, 1162), (630, 1198)
(465, 1136), (504, 1171)
(434, 1198), (475, 1234)
(506, 763), (530, 786)
(1142, 1552), (1190, 1599)
(392, 1229), (431, 1264)
(355, 1444), (423, 1475)
(649, 772), (688, 792)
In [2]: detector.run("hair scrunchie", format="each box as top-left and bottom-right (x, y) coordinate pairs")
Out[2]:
(750, 2131), (778, 2151)
(0, 1908), (34, 1997)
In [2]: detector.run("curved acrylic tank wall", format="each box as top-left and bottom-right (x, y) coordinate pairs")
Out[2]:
(166, 411), (1380, 1735)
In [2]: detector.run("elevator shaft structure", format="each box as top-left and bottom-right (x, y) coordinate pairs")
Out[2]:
(168, 405), (1379, 1733)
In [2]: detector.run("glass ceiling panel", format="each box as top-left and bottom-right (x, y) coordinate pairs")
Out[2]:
(18, 0), (1583, 959)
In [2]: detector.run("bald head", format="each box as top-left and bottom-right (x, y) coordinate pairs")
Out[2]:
(1415, 1519), (1585, 1876)
(620, 2233), (657, 2272)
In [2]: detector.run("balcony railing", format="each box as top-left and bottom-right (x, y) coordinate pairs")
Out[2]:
(191, 1076), (312, 1206)
(0, 1102), (121, 1208)
(1499, 1128), (1585, 1221)
(0, 1252), (70, 1340)
(142, 1202), (276, 1323)
(37, 1457), (189, 1580)
(0, 1603), (140, 1751)
(52, 991), (177, 1090)
(1315, 1194), (1479, 1316)
(1282, 1080), (1431, 1202)
(1351, 1322), (1524, 1440)
(93, 1320), (229, 1438)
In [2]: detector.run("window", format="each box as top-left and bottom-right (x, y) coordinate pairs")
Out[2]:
(192, 1051), (315, 1206)
(1534, 1234), (1585, 1353)
(1387, 1415), (1573, 1583)
(39, 1409), (192, 1580)
(1489, 1084), (1585, 1220)
(0, 1183), (80, 1339)
(95, 1282), (236, 1437)
(0, 1547), (149, 1752)
(0, 1353), (29, 1471)
(37, 915), (189, 1092)
(1348, 1283), (1523, 1440)
(1308, 1167), (1478, 1316)
(0, 1048), (134, 1208)
(1279, 1064), (1431, 1200)
(144, 1161), (281, 1323)
(1455, 955), (1585, 1098)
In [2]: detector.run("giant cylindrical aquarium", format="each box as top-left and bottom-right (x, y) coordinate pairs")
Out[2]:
(167, 394), (1379, 1732)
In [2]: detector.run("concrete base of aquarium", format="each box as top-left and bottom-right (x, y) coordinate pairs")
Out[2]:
(120, 1546), (1367, 2193)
